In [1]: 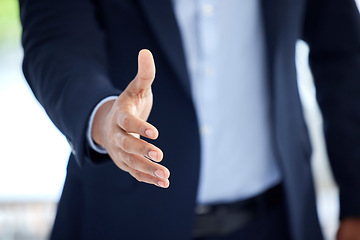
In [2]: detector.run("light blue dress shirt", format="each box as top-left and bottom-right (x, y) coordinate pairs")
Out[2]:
(89, 0), (282, 205)
(172, 0), (281, 204)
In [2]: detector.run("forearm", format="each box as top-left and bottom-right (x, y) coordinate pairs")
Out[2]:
(303, 0), (360, 219)
(20, 0), (122, 166)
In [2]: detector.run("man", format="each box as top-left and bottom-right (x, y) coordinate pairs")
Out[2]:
(19, 0), (360, 239)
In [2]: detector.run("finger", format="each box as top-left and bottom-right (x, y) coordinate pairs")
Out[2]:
(128, 49), (156, 95)
(137, 49), (156, 90)
(117, 112), (159, 139)
(116, 131), (163, 162)
(121, 151), (170, 179)
(115, 152), (170, 188)
(129, 168), (170, 188)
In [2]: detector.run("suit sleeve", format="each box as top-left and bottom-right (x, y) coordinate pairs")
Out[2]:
(19, 0), (121, 166)
(302, 0), (360, 219)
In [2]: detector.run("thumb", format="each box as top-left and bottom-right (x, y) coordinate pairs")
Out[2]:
(129, 49), (156, 94)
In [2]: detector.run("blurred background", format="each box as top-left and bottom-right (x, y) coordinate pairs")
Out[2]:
(0, 1), (69, 239)
(0, 1), (359, 239)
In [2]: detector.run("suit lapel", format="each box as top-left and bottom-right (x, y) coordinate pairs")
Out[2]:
(261, 0), (282, 80)
(138, 0), (290, 100)
(138, 0), (192, 98)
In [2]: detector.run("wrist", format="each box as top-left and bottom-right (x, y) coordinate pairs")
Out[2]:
(92, 100), (115, 148)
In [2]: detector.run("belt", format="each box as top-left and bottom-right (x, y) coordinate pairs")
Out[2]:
(193, 183), (284, 238)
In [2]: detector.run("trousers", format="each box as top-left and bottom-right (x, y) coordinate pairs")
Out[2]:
(193, 197), (292, 240)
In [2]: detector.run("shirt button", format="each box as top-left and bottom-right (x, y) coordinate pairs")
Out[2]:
(200, 125), (212, 136)
(202, 4), (214, 17)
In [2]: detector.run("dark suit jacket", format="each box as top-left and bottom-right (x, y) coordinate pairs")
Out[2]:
(19, 0), (360, 239)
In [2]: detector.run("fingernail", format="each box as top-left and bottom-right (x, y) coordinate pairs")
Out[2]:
(148, 151), (158, 160)
(157, 181), (165, 188)
(155, 170), (165, 178)
(145, 129), (154, 138)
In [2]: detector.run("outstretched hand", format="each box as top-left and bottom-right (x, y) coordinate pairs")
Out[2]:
(91, 49), (170, 188)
